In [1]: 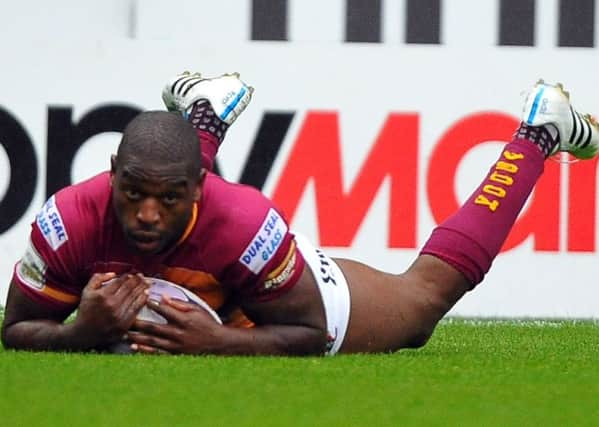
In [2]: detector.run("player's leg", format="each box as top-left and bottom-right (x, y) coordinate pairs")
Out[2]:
(336, 256), (467, 353)
(162, 71), (254, 171)
(339, 80), (599, 353)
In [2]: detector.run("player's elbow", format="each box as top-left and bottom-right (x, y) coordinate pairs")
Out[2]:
(287, 325), (329, 356)
(1, 315), (29, 351)
(1, 321), (17, 350)
(313, 326), (330, 355)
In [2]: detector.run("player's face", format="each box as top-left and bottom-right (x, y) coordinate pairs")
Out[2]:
(110, 156), (204, 255)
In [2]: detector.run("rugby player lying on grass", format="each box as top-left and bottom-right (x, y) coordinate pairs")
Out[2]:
(2, 73), (598, 355)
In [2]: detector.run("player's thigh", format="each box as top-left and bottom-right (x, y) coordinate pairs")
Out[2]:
(336, 259), (419, 353)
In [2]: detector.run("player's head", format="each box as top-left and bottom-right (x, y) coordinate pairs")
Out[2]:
(110, 111), (205, 254)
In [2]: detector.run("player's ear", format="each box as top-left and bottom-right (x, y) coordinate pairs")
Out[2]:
(110, 155), (117, 186)
(110, 155), (117, 174)
(193, 168), (207, 201)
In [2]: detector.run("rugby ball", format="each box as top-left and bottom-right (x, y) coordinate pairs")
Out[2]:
(106, 277), (221, 354)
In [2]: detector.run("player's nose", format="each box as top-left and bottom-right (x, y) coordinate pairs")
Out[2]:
(136, 197), (161, 225)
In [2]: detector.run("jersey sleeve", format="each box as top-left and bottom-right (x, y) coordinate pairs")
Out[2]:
(12, 190), (95, 311)
(229, 207), (306, 302)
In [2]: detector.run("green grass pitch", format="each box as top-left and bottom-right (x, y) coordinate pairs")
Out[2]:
(1, 317), (598, 426)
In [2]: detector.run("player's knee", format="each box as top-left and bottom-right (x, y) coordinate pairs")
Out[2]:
(404, 287), (448, 348)
(404, 323), (436, 348)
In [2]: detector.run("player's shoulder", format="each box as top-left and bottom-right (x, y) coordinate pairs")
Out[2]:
(51, 171), (110, 203)
(202, 173), (279, 223)
(203, 172), (268, 200)
(52, 171), (111, 222)
(35, 172), (111, 250)
(196, 173), (290, 263)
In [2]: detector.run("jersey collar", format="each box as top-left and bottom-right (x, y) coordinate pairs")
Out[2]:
(175, 202), (198, 246)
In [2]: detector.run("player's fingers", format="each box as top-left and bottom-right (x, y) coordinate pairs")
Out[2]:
(132, 318), (180, 340)
(100, 273), (131, 295)
(117, 284), (149, 321)
(151, 296), (218, 327)
(130, 343), (171, 355)
(162, 295), (195, 312)
(122, 273), (150, 292)
(114, 274), (150, 299)
(128, 331), (177, 354)
(106, 274), (131, 298)
(89, 272), (117, 290)
(145, 298), (189, 324)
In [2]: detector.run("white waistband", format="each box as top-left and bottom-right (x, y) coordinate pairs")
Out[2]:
(294, 233), (351, 356)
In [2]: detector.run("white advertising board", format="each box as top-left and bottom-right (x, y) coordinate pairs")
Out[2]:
(0, 40), (598, 317)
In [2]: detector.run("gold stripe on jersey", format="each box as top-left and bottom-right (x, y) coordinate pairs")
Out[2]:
(175, 203), (198, 246)
(266, 240), (296, 280)
(161, 266), (224, 309)
(41, 284), (80, 304)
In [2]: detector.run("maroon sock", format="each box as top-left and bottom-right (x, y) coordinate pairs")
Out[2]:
(420, 138), (546, 286)
(187, 100), (229, 172)
(196, 130), (219, 173)
(514, 121), (558, 158)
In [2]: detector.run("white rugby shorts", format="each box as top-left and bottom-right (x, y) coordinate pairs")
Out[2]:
(293, 233), (351, 356)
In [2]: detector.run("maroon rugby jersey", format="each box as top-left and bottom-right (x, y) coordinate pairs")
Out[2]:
(12, 171), (305, 326)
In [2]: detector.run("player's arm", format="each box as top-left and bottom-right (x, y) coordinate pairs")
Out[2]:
(1, 273), (150, 352)
(225, 266), (328, 355)
(2, 278), (85, 351)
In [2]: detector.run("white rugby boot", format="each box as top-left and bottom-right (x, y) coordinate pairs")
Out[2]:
(522, 79), (599, 159)
(162, 71), (254, 125)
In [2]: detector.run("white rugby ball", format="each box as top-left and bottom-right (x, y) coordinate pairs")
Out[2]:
(106, 277), (222, 354)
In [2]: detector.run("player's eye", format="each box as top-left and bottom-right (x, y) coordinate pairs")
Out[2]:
(162, 193), (180, 205)
(124, 189), (141, 201)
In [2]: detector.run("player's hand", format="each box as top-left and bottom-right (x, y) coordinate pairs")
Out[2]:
(73, 272), (150, 348)
(128, 295), (223, 355)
